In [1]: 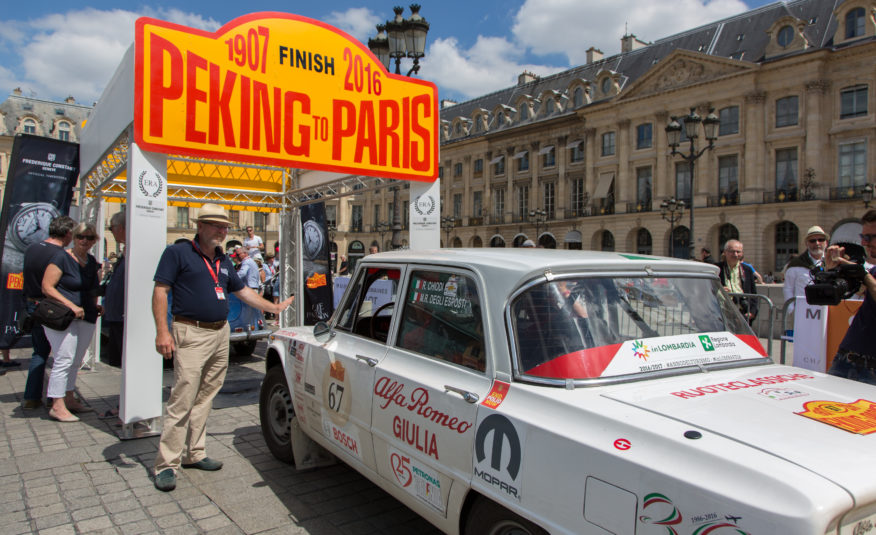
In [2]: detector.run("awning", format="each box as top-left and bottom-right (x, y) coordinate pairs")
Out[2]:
(538, 145), (555, 155)
(566, 139), (584, 149)
(513, 150), (528, 160)
(489, 155), (505, 164)
(594, 173), (615, 199)
(564, 230), (582, 243)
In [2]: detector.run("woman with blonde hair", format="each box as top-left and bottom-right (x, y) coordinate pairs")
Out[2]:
(41, 222), (102, 422)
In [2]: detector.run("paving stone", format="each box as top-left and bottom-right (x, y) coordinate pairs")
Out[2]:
(75, 515), (115, 531)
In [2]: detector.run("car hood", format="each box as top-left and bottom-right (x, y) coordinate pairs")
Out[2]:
(601, 364), (876, 503)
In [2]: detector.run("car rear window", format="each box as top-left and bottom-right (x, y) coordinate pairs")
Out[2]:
(510, 276), (766, 380)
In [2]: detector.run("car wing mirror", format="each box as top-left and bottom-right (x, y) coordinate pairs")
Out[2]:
(313, 321), (334, 343)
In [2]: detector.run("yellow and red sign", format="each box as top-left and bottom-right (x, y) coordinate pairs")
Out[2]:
(481, 381), (510, 409)
(797, 399), (876, 435)
(135, 13), (438, 181)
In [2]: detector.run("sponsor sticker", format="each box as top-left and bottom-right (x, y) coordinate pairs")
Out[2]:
(6, 272), (23, 290)
(757, 387), (808, 401)
(481, 381), (510, 409)
(388, 446), (445, 512)
(322, 359), (352, 427)
(322, 416), (362, 460)
(670, 373), (814, 399)
(632, 340), (650, 361)
(473, 412), (525, 501)
(797, 399), (876, 435)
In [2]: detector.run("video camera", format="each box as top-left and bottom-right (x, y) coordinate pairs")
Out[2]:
(804, 242), (868, 306)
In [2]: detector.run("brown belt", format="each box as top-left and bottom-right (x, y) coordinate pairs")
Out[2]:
(173, 316), (226, 330)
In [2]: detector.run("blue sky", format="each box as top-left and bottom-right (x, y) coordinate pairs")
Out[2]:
(0, 0), (777, 106)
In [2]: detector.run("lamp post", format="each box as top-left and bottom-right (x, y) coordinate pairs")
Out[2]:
(368, 5), (429, 250)
(371, 221), (391, 248)
(863, 183), (874, 209)
(660, 197), (685, 258)
(528, 208), (547, 246)
(665, 107), (719, 259)
(441, 216), (456, 247)
(328, 224), (337, 271)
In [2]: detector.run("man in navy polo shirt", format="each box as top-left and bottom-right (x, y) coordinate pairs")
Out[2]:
(151, 204), (293, 492)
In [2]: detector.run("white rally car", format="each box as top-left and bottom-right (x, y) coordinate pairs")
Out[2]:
(259, 249), (876, 535)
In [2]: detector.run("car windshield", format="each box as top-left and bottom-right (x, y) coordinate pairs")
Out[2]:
(510, 276), (766, 380)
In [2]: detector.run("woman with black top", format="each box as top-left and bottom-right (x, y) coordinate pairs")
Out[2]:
(41, 222), (102, 422)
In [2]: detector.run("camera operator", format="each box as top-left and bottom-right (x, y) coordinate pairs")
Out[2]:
(826, 210), (876, 385)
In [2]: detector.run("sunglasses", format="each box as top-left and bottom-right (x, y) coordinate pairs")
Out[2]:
(861, 233), (876, 243)
(75, 234), (97, 241)
(807, 238), (826, 244)
(203, 221), (230, 230)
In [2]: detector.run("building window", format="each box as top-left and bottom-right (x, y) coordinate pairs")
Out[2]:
(517, 152), (529, 172)
(838, 141), (867, 188)
(675, 162), (692, 205)
(718, 155), (739, 205)
(636, 229), (652, 255)
(494, 156), (505, 175)
(775, 221), (799, 271)
(775, 148), (798, 200)
(438, 167), (444, 180)
(326, 205), (337, 228)
(574, 87), (584, 108)
(373, 204), (381, 227)
(543, 182), (555, 219)
(846, 7), (866, 39)
(542, 147), (556, 168)
(545, 99), (556, 115)
(453, 193), (463, 219)
(254, 212), (267, 232)
(493, 188), (505, 221)
(570, 141), (584, 163)
(601, 230), (615, 252)
(351, 205), (363, 232)
(520, 104), (529, 121)
(177, 207), (189, 228)
(636, 123), (652, 149)
(636, 167), (652, 211)
(718, 224), (740, 252)
(473, 158), (484, 177)
(473, 191), (483, 217)
(840, 85), (868, 119)
(672, 227), (690, 259)
(777, 25), (794, 47)
(601, 131), (616, 156)
(23, 118), (36, 134)
(776, 96), (798, 127)
(229, 209), (240, 227)
(57, 121), (71, 141)
(454, 162), (463, 177)
(516, 185), (529, 219)
(571, 178), (586, 216)
(719, 106), (739, 135)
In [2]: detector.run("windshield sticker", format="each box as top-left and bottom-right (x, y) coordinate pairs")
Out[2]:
(481, 381), (510, 409)
(670, 373), (814, 399)
(797, 399), (876, 435)
(388, 446), (445, 513)
(474, 413), (525, 502)
(409, 276), (472, 315)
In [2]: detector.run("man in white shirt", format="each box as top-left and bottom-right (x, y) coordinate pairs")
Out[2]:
(235, 247), (261, 290)
(783, 225), (828, 311)
(243, 226), (264, 259)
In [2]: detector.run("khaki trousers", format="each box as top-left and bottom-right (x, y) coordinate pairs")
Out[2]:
(154, 322), (229, 474)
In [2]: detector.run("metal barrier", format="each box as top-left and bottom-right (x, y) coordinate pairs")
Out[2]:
(778, 297), (795, 365)
(726, 292), (777, 359)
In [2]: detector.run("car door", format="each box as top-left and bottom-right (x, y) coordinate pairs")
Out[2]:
(303, 264), (403, 473)
(370, 267), (492, 518)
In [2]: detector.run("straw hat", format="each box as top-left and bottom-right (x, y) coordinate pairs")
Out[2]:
(804, 225), (828, 241)
(196, 203), (231, 225)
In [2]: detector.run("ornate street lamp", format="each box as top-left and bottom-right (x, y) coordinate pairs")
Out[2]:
(441, 216), (456, 247)
(528, 208), (547, 246)
(660, 197), (685, 258)
(368, 5), (430, 250)
(666, 107), (719, 259)
(371, 221), (391, 246)
(862, 183), (874, 209)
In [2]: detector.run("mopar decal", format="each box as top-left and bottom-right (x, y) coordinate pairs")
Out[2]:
(474, 413), (524, 501)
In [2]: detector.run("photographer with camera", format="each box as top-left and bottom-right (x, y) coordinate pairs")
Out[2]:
(825, 210), (876, 385)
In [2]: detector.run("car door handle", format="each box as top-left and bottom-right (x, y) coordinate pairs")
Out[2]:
(444, 385), (479, 404)
(355, 354), (378, 367)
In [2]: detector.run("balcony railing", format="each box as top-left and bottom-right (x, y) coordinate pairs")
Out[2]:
(490, 214), (505, 225)
(764, 189), (799, 203)
(564, 207), (592, 218)
(468, 216), (484, 226)
(830, 185), (868, 201)
(706, 192), (739, 207)
(626, 202), (652, 213)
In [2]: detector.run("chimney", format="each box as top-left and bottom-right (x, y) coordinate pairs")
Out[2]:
(65, 96), (76, 104)
(518, 71), (538, 86)
(621, 34), (647, 53)
(12, 87), (22, 96)
(441, 99), (457, 109)
(586, 47), (604, 64)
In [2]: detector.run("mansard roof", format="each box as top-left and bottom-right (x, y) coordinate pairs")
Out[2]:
(0, 93), (92, 137)
(439, 0), (841, 144)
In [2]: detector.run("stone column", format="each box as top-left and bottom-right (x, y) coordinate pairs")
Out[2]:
(616, 119), (631, 212)
(741, 91), (766, 204)
(655, 112), (669, 200)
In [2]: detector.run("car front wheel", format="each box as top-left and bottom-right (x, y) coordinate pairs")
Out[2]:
(464, 498), (546, 535)
(259, 365), (295, 464)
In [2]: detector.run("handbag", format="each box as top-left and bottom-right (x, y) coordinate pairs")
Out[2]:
(32, 297), (75, 331)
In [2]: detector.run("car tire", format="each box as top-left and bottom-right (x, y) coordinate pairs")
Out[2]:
(259, 365), (296, 464)
(463, 498), (547, 535)
(233, 341), (257, 357)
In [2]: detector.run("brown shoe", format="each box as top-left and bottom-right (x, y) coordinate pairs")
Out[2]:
(21, 399), (43, 410)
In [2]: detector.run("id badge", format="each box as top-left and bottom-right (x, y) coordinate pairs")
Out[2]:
(215, 287), (226, 300)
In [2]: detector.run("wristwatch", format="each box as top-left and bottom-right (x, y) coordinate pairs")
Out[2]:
(8, 202), (60, 251)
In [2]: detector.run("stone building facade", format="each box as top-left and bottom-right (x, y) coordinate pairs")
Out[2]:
(326, 0), (876, 278)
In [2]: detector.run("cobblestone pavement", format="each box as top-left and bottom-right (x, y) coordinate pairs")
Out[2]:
(0, 344), (442, 534)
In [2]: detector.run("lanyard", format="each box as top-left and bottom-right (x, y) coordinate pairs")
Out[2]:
(192, 239), (222, 287)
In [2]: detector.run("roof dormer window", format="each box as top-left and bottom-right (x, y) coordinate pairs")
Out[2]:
(847, 7), (866, 38)
(777, 25), (794, 47)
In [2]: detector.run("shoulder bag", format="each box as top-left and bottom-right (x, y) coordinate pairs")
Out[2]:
(32, 297), (75, 331)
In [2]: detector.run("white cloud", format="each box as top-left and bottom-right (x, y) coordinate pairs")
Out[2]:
(324, 7), (381, 43)
(0, 8), (219, 104)
(512, 0), (750, 64)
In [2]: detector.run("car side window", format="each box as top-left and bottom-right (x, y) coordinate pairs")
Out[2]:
(335, 267), (400, 342)
(396, 270), (486, 372)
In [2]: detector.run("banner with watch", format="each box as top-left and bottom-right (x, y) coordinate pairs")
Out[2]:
(300, 203), (333, 326)
(0, 134), (80, 348)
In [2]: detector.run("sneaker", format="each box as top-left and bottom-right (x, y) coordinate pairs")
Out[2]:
(154, 469), (176, 492)
(181, 457), (223, 471)
(21, 399), (43, 410)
